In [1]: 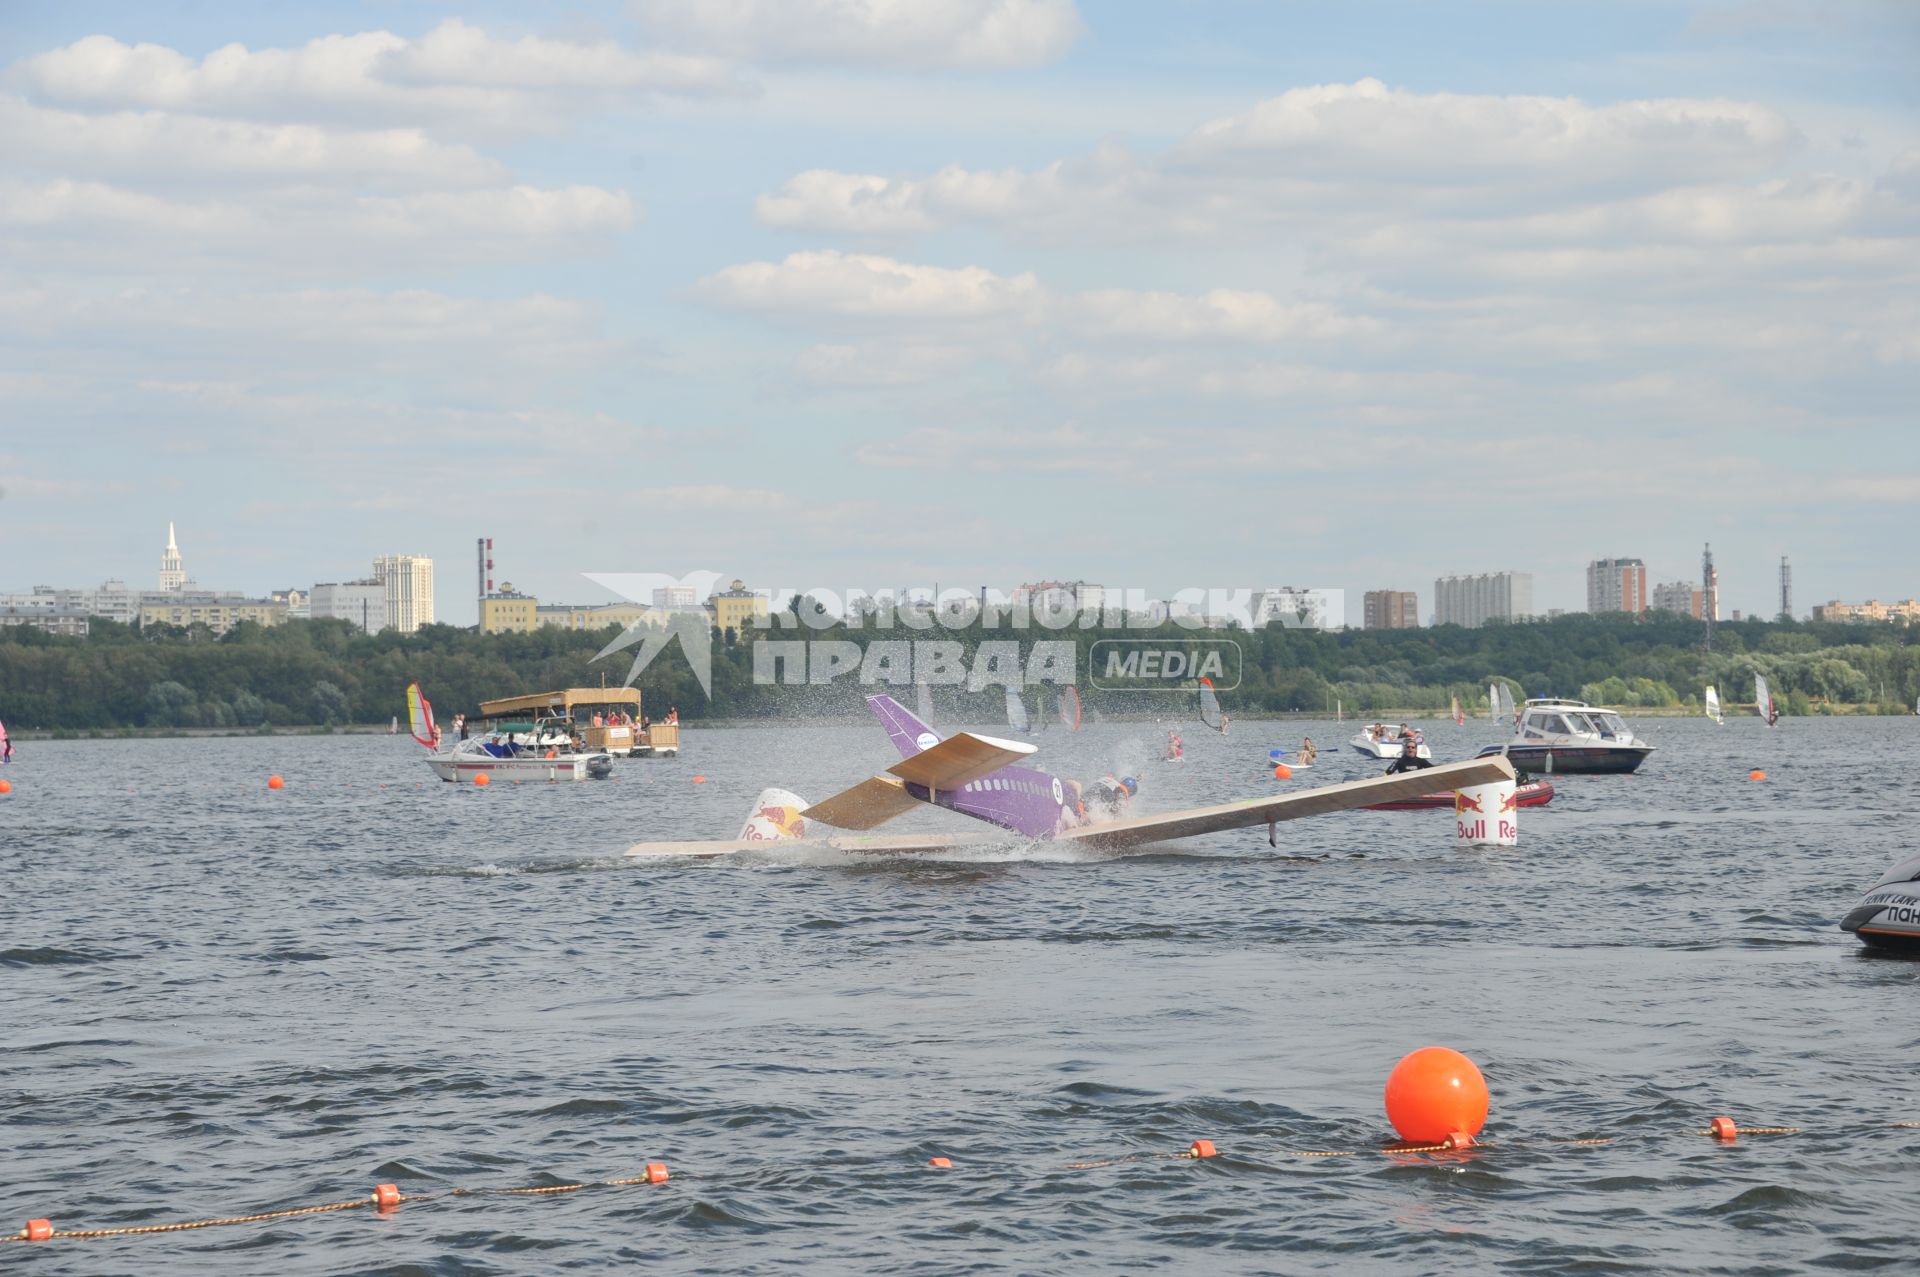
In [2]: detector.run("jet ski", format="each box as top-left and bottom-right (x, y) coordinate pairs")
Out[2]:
(1839, 854), (1920, 953)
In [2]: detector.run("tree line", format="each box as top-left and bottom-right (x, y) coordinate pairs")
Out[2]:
(1, 611), (1917, 731)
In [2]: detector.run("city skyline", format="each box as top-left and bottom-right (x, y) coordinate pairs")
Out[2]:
(0, 2), (1915, 625)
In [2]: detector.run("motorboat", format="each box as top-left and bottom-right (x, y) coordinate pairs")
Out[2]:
(1839, 855), (1920, 952)
(427, 722), (614, 783)
(1473, 698), (1653, 774)
(1349, 723), (1431, 760)
(1362, 778), (1554, 812)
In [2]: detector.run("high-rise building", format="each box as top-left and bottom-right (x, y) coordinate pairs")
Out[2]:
(372, 555), (434, 633)
(311, 580), (389, 634)
(1362, 590), (1420, 629)
(1779, 556), (1793, 621)
(1702, 543), (1719, 650)
(1433, 572), (1533, 628)
(1651, 581), (1703, 617)
(653, 585), (699, 610)
(1586, 557), (1648, 614)
(159, 523), (186, 592)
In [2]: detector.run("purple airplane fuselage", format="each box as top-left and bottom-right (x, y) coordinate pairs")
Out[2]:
(867, 694), (1070, 839)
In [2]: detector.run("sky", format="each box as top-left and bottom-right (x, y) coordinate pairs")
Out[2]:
(0, 0), (1915, 626)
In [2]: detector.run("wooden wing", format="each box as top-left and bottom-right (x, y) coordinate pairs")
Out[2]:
(1058, 756), (1518, 851)
(886, 732), (1036, 790)
(799, 776), (924, 830)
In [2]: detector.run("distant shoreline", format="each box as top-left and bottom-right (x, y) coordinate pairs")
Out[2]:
(11, 703), (1910, 740)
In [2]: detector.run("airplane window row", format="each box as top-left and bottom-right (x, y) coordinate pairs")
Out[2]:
(964, 778), (1047, 797)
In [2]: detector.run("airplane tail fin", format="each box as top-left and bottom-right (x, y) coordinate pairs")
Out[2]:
(867, 694), (939, 759)
(738, 787), (811, 842)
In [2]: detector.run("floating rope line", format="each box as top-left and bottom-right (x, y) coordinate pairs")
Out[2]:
(10, 1116), (1914, 1246)
(4, 1165), (668, 1245)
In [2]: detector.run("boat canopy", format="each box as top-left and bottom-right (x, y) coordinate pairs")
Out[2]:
(476, 687), (642, 720)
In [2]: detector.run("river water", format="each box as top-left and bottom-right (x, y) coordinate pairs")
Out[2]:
(2, 715), (1916, 1274)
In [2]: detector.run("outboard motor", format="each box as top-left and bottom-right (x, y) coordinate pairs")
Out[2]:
(1840, 854), (1920, 952)
(739, 787), (811, 843)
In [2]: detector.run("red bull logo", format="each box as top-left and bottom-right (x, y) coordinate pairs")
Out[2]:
(1453, 791), (1484, 815)
(749, 805), (807, 839)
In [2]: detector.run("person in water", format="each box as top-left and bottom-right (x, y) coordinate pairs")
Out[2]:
(1165, 730), (1184, 760)
(1087, 775), (1138, 819)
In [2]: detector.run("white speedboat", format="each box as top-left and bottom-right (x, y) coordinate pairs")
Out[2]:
(427, 723), (613, 783)
(1473, 698), (1653, 774)
(1349, 724), (1431, 760)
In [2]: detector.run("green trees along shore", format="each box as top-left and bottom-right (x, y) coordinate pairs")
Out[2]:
(1, 611), (1917, 732)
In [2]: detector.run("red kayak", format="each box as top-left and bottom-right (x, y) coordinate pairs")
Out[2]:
(1363, 779), (1555, 812)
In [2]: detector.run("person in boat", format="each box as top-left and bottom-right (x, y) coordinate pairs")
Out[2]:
(667, 706), (680, 725)
(1386, 746), (1432, 774)
(1300, 736), (1317, 765)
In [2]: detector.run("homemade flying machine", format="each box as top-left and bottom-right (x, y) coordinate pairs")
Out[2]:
(624, 694), (1517, 859)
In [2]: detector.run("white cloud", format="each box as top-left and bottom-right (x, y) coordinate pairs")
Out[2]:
(698, 251), (1382, 347)
(0, 178), (637, 271)
(9, 21), (746, 131)
(0, 94), (506, 188)
(1069, 289), (1382, 343)
(753, 80), (1809, 241)
(630, 0), (1082, 69)
(0, 282), (627, 381)
(699, 250), (1041, 319)
(1172, 78), (1798, 185)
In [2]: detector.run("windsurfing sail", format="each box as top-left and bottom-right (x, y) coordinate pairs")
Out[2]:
(0, 715), (8, 760)
(1335, 699), (1343, 722)
(1705, 685), (1723, 724)
(1755, 672), (1776, 726)
(916, 680), (934, 725)
(1034, 688), (1049, 731)
(1488, 683), (1498, 720)
(1451, 695), (1464, 725)
(1198, 677), (1225, 733)
(1005, 685), (1030, 733)
(405, 682), (438, 749)
(1057, 686), (1082, 733)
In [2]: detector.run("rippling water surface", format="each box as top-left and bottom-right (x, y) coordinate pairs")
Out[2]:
(3, 715), (1917, 1274)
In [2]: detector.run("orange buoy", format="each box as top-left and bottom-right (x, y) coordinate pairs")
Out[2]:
(0, 779), (11, 795)
(1273, 764), (1291, 780)
(371, 1183), (402, 1211)
(927, 1156), (953, 1168)
(691, 775), (707, 783)
(24, 1218), (52, 1242)
(267, 775), (285, 790)
(1748, 769), (1767, 781)
(1710, 1115), (1738, 1142)
(1384, 1046), (1489, 1143)
(1188, 1139), (1218, 1159)
(644, 1162), (670, 1183)
(473, 772), (491, 787)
